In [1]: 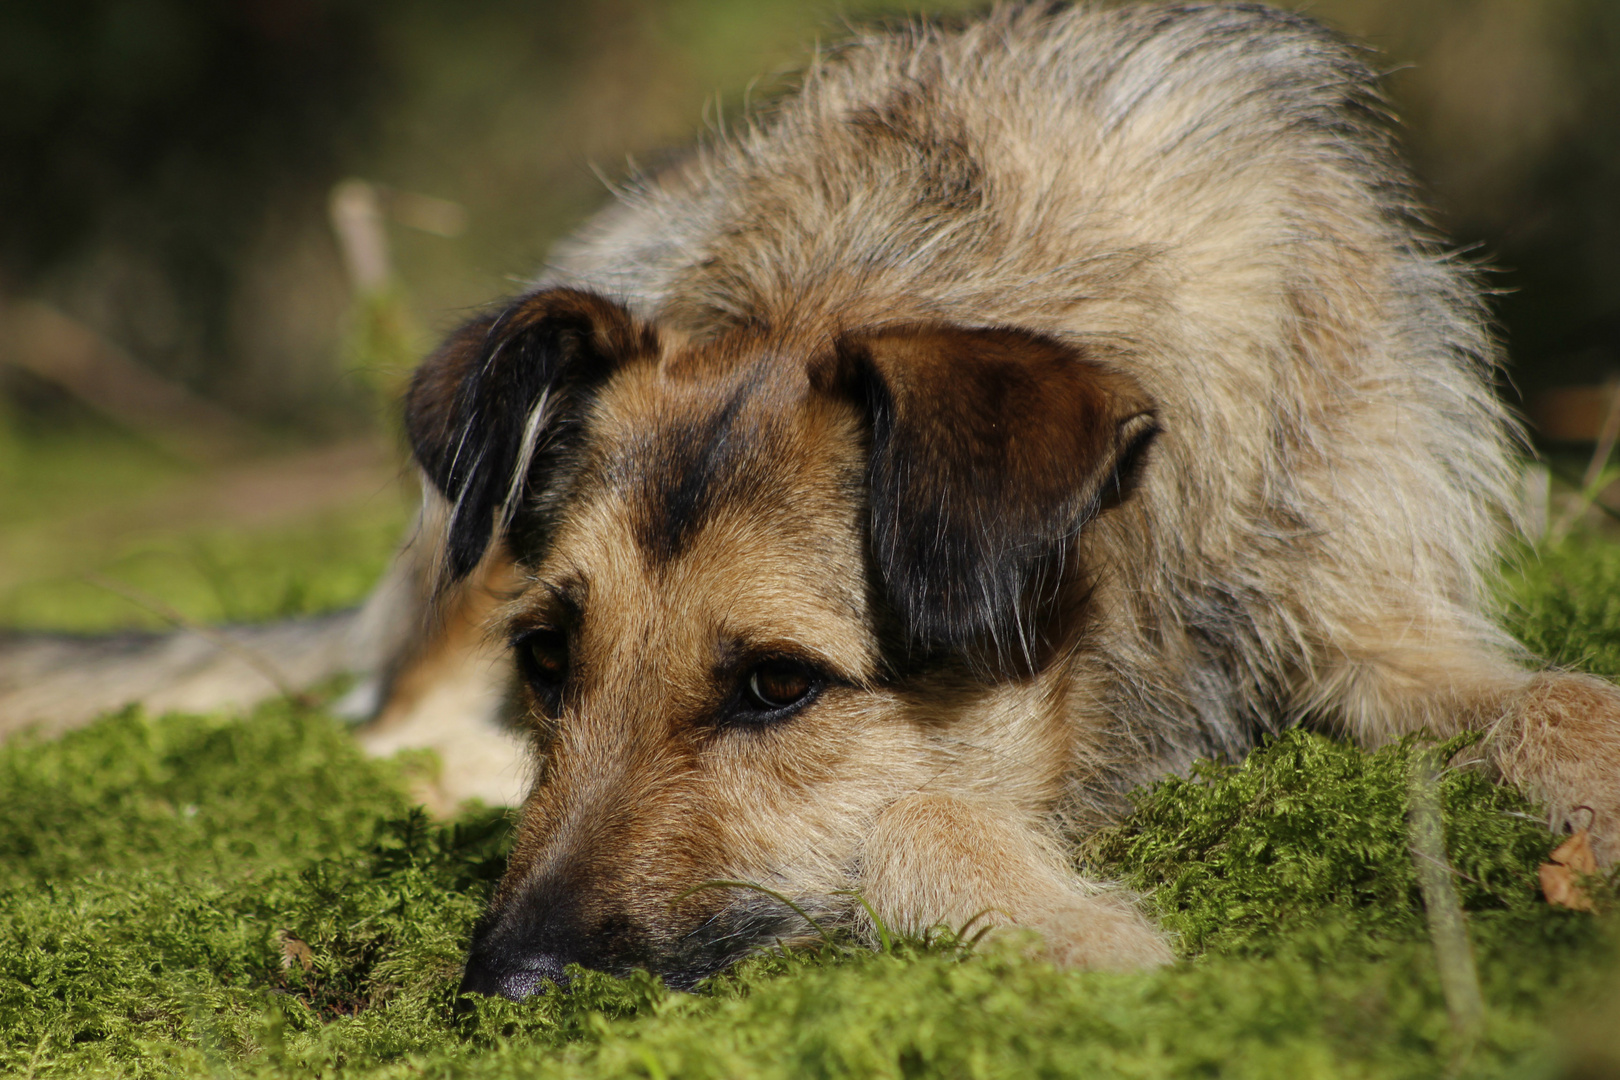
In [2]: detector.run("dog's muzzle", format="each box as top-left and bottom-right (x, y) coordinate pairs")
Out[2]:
(456, 865), (658, 1003)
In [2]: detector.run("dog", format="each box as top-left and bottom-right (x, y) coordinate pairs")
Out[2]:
(391, 2), (1620, 998)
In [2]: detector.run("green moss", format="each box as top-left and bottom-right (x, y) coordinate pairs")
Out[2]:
(0, 704), (510, 1077)
(0, 703), (418, 888)
(1, 702), (1614, 1079)
(0, 500), (410, 633)
(1499, 537), (1620, 679)
(0, 413), (412, 633)
(4, 510), (1620, 1076)
(1085, 732), (1565, 959)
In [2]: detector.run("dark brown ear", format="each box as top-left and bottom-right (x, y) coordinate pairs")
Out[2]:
(818, 324), (1158, 668)
(405, 287), (655, 580)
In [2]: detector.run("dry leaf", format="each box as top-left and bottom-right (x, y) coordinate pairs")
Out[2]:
(278, 930), (315, 972)
(1540, 829), (1599, 912)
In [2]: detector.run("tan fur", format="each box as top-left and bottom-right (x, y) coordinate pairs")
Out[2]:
(863, 794), (1173, 969)
(354, 538), (528, 812)
(386, 3), (1620, 995)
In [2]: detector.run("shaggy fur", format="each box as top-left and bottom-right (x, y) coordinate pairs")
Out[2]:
(391, 2), (1620, 997)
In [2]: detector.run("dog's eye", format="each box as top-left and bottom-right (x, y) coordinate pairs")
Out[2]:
(743, 660), (816, 713)
(515, 629), (569, 692)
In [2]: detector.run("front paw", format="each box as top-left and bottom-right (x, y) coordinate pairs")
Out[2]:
(1010, 893), (1174, 971)
(860, 793), (1173, 971)
(1496, 673), (1620, 866)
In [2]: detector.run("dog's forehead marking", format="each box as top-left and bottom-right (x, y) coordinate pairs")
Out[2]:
(524, 354), (878, 682)
(629, 380), (755, 564)
(590, 342), (833, 565)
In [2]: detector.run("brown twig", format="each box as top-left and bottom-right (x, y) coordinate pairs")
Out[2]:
(1408, 746), (1487, 1074)
(1583, 378), (1620, 492)
(0, 296), (250, 462)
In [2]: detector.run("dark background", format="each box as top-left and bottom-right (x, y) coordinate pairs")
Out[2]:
(3, 0), (1618, 434)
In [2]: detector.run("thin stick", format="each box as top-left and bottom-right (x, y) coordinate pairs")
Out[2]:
(1520, 463), (1550, 547)
(1408, 746), (1486, 1073)
(1549, 380), (1620, 542)
(84, 572), (315, 708)
(1582, 377), (1620, 492)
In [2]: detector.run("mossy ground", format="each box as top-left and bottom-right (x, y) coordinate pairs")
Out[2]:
(6, 701), (1618, 1080)
(6, 411), (1620, 1077)
(0, 413), (410, 633)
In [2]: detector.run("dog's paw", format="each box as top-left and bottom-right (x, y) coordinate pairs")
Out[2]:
(1019, 893), (1175, 971)
(1497, 672), (1620, 866)
(860, 793), (1174, 970)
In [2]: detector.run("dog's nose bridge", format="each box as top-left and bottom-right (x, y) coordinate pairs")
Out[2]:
(520, 693), (683, 880)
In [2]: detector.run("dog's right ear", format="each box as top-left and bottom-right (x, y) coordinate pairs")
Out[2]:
(813, 323), (1158, 671)
(405, 287), (656, 581)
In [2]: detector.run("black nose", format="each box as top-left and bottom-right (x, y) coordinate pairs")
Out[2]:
(456, 864), (674, 1006)
(455, 874), (597, 1006)
(457, 948), (570, 1004)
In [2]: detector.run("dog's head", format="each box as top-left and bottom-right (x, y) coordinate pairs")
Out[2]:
(406, 287), (1156, 997)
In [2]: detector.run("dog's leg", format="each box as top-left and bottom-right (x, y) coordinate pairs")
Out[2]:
(859, 794), (1173, 970)
(1309, 616), (1620, 864)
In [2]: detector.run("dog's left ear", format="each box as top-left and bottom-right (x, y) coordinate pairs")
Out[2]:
(405, 287), (656, 581)
(816, 324), (1159, 667)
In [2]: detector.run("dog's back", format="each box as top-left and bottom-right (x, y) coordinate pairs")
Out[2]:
(543, 2), (1520, 813)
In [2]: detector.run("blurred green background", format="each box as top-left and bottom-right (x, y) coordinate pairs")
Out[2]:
(2, 0), (1618, 631)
